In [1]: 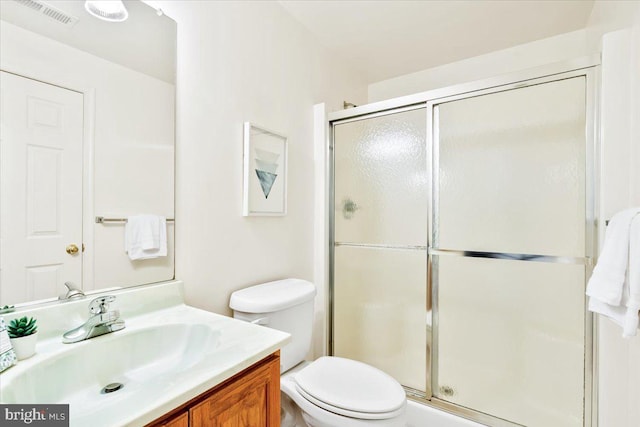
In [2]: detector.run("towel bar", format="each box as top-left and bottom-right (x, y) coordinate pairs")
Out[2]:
(95, 216), (175, 224)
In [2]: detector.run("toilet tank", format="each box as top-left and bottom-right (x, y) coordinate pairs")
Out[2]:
(230, 279), (316, 373)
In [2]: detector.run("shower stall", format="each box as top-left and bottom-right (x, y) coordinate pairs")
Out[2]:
(328, 63), (597, 427)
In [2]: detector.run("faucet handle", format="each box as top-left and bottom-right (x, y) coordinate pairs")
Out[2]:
(89, 295), (116, 314)
(58, 281), (85, 300)
(97, 310), (120, 323)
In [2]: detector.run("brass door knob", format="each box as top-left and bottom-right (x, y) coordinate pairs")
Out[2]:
(66, 244), (79, 255)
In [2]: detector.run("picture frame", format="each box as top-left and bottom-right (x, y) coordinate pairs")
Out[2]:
(243, 122), (288, 216)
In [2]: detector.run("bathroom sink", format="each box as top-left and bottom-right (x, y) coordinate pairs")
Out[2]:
(1, 323), (220, 406)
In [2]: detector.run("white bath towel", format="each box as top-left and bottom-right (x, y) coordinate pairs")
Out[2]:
(124, 215), (167, 260)
(586, 208), (640, 337)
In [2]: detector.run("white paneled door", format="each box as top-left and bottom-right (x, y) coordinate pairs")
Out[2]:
(0, 71), (84, 305)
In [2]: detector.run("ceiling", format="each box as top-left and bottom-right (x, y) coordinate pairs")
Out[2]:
(279, 0), (596, 83)
(0, 0), (176, 83)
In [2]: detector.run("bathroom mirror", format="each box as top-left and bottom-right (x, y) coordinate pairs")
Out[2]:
(0, 0), (176, 307)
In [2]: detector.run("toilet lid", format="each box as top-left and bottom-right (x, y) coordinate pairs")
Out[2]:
(294, 357), (405, 419)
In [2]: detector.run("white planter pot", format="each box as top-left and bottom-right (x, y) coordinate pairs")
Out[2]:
(10, 332), (37, 360)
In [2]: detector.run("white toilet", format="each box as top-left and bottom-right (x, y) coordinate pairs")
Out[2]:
(229, 279), (407, 427)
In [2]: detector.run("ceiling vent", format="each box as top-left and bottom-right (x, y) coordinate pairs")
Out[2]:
(12, 0), (79, 27)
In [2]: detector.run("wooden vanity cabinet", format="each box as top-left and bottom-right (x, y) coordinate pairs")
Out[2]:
(147, 351), (280, 427)
(156, 411), (188, 427)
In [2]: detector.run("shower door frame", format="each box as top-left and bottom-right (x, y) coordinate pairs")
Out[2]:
(327, 56), (600, 427)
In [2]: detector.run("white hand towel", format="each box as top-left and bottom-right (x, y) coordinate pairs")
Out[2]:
(124, 215), (167, 260)
(586, 208), (640, 337)
(586, 208), (640, 305)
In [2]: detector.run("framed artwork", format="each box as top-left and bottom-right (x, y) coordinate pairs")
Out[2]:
(243, 122), (288, 216)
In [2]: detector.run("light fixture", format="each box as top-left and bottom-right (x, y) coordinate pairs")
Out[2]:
(84, 0), (128, 22)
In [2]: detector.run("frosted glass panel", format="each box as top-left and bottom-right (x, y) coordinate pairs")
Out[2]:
(334, 109), (427, 246)
(435, 255), (585, 427)
(437, 77), (586, 256)
(334, 246), (427, 391)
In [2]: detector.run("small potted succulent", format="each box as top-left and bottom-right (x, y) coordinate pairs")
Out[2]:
(7, 316), (38, 360)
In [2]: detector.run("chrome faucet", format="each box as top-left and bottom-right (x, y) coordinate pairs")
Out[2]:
(62, 296), (125, 344)
(58, 282), (85, 300)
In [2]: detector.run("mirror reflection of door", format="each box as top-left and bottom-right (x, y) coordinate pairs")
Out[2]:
(0, 71), (83, 305)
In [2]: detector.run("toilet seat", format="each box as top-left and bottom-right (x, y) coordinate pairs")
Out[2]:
(294, 357), (406, 420)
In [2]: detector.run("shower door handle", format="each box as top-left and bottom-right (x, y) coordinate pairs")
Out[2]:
(428, 248), (590, 266)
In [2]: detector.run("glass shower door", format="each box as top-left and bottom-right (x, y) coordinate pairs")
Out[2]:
(332, 107), (429, 394)
(431, 76), (589, 426)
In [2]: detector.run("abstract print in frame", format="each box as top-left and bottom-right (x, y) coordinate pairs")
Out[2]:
(243, 122), (288, 216)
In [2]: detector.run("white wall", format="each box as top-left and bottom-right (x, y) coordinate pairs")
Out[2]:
(0, 22), (175, 292)
(586, 0), (640, 49)
(631, 12), (640, 206)
(584, 5), (639, 427)
(598, 25), (640, 427)
(145, 1), (367, 323)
